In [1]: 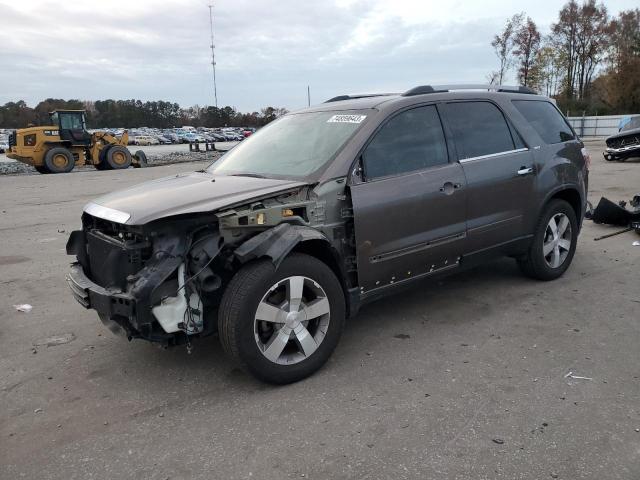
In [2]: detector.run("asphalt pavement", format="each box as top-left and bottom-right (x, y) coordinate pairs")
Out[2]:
(1, 139), (639, 480)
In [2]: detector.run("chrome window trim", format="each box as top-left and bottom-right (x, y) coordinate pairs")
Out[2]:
(83, 202), (131, 224)
(458, 148), (529, 164)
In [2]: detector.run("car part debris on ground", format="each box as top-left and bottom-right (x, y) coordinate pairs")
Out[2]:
(13, 304), (32, 312)
(564, 371), (593, 380)
(587, 193), (640, 239)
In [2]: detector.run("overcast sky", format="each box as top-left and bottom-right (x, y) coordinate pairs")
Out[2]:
(0, 0), (637, 112)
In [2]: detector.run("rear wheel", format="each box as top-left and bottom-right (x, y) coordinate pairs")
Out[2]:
(44, 147), (74, 173)
(219, 253), (346, 384)
(518, 199), (578, 281)
(104, 145), (132, 169)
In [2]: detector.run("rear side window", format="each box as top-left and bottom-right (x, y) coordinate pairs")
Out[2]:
(512, 100), (575, 144)
(362, 105), (448, 180)
(442, 102), (515, 159)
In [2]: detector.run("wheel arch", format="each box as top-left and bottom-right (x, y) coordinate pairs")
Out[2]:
(233, 224), (357, 316)
(541, 186), (584, 227)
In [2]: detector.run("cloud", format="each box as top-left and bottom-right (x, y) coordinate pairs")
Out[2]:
(0, 0), (637, 111)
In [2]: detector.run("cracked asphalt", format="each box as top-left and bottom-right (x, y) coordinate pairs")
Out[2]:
(1, 139), (638, 479)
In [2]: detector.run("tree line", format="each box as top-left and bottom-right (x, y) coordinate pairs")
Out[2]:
(490, 2), (640, 115)
(0, 98), (289, 129)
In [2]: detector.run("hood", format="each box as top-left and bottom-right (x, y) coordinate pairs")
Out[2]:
(607, 126), (640, 142)
(86, 171), (306, 225)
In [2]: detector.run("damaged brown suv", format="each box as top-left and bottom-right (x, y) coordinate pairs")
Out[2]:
(66, 84), (589, 383)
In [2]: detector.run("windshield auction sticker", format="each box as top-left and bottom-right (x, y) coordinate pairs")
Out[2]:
(327, 114), (367, 123)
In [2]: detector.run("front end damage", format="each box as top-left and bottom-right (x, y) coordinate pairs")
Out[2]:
(66, 213), (224, 344)
(65, 182), (356, 346)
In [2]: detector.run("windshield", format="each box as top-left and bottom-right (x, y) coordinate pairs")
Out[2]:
(208, 110), (369, 178)
(620, 116), (640, 132)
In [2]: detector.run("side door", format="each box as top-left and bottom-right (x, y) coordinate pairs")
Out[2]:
(440, 101), (536, 254)
(349, 104), (467, 294)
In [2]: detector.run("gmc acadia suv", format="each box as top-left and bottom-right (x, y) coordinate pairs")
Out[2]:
(66, 84), (589, 383)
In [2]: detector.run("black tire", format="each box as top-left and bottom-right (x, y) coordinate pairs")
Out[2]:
(34, 165), (50, 174)
(517, 199), (578, 281)
(105, 145), (132, 169)
(43, 147), (74, 173)
(219, 253), (346, 384)
(133, 150), (148, 168)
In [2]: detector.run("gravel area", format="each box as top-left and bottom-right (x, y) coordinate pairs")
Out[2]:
(0, 149), (223, 176)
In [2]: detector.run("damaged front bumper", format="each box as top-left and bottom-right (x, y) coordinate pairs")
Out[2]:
(65, 216), (215, 343)
(66, 263), (139, 337)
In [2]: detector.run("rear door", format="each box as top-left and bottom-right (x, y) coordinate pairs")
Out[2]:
(350, 104), (467, 293)
(440, 101), (536, 254)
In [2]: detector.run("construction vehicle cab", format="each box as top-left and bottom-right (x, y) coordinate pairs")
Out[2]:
(6, 109), (147, 174)
(52, 110), (92, 146)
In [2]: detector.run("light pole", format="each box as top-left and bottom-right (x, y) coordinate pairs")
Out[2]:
(208, 4), (218, 108)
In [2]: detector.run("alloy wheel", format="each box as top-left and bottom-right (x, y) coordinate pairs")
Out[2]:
(543, 213), (572, 268)
(254, 276), (330, 365)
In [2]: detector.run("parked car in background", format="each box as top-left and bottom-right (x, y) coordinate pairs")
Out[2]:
(66, 84), (588, 384)
(134, 135), (160, 146)
(0, 134), (9, 153)
(162, 132), (179, 143)
(156, 135), (173, 145)
(604, 115), (640, 162)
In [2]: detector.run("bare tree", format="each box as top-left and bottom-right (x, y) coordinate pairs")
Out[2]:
(491, 13), (525, 84)
(513, 17), (541, 86)
(551, 0), (609, 99)
(529, 43), (564, 96)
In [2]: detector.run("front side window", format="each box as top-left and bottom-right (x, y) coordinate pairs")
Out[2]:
(209, 111), (368, 179)
(443, 101), (516, 159)
(362, 105), (448, 180)
(60, 114), (84, 130)
(512, 100), (575, 144)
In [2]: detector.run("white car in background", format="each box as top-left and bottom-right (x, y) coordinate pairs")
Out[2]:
(134, 135), (160, 146)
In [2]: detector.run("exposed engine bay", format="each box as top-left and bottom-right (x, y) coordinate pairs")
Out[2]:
(66, 181), (357, 347)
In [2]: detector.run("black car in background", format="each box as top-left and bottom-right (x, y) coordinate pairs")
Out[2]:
(604, 115), (640, 161)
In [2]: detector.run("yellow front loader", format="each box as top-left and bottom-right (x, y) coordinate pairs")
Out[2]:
(6, 110), (147, 173)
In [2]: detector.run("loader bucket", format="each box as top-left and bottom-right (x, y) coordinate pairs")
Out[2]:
(132, 150), (148, 168)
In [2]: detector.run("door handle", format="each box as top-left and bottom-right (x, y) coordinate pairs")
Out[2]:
(439, 182), (461, 194)
(517, 166), (534, 176)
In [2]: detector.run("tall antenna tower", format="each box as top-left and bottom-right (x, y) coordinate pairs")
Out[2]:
(208, 4), (218, 108)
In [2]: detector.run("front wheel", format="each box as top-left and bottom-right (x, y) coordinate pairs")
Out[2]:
(517, 199), (578, 281)
(105, 145), (132, 169)
(218, 253), (346, 384)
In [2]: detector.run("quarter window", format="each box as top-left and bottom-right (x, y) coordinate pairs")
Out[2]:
(362, 105), (448, 180)
(512, 100), (575, 144)
(443, 101), (516, 159)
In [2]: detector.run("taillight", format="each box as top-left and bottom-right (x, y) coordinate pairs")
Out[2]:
(581, 147), (591, 171)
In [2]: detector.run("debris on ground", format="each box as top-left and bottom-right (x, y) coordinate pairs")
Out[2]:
(33, 333), (76, 347)
(564, 371), (593, 381)
(13, 304), (32, 312)
(589, 195), (640, 228)
(492, 438), (505, 445)
(633, 241), (640, 246)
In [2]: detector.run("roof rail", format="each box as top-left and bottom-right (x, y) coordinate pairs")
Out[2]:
(402, 84), (538, 96)
(324, 93), (396, 103)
